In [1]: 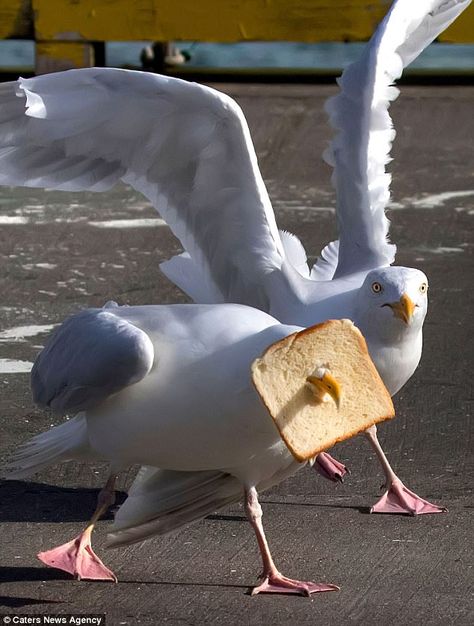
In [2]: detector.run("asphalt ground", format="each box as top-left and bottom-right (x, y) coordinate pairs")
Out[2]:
(0, 83), (473, 625)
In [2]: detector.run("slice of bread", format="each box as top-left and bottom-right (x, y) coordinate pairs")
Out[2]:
(251, 319), (394, 462)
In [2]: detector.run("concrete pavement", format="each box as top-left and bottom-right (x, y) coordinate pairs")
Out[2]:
(0, 83), (473, 625)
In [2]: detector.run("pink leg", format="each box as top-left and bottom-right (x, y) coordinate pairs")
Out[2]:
(38, 474), (118, 582)
(314, 452), (349, 483)
(365, 425), (447, 515)
(245, 487), (339, 596)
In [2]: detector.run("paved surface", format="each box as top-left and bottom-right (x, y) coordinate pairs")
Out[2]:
(0, 83), (473, 625)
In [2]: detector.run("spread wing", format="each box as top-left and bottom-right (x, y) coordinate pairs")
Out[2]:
(325, 0), (471, 278)
(31, 306), (154, 414)
(0, 68), (285, 309)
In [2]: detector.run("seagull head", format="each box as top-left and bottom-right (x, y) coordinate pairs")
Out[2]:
(354, 266), (428, 342)
(306, 367), (341, 409)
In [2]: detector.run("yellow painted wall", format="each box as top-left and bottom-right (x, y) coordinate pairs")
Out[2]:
(1, 1), (472, 43)
(31, 0), (474, 44)
(35, 41), (95, 73)
(0, 0), (31, 39)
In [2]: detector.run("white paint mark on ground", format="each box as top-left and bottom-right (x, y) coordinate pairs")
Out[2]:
(275, 202), (335, 213)
(0, 324), (55, 342)
(0, 359), (33, 373)
(38, 290), (57, 297)
(411, 190), (474, 208)
(428, 246), (465, 254)
(52, 217), (89, 224)
(35, 263), (57, 270)
(455, 207), (474, 215)
(90, 218), (167, 228)
(0, 216), (29, 224)
(0, 215), (88, 225)
(16, 205), (45, 214)
(387, 201), (406, 209)
(292, 206), (335, 213)
(128, 201), (154, 211)
(22, 263), (57, 271)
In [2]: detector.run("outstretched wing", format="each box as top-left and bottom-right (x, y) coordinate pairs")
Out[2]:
(32, 306), (154, 414)
(0, 68), (284, 309)
(326, 0), (471, 278)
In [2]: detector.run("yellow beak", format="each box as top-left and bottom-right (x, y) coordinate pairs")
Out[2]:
(306, 372), (341, 409)
(386, 293), (416, 324)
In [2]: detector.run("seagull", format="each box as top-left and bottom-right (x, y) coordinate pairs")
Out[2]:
(0, 0), (469, 515)
(6, 301), (345, 594)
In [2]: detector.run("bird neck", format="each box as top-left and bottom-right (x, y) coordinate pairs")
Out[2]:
(266, 262), (308, 322)
(356, 313), (423, 347)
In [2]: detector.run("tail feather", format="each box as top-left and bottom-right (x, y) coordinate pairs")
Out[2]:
(279, 230), (310, 278)
(2, 414), (92, 480)
(107, 467), (242, 547)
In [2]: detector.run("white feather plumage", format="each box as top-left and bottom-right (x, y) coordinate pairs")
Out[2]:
(1, 0), (466, 558)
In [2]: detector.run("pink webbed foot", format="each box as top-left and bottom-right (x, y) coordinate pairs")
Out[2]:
(251, 571), (339, 596)
(370, 479), (448, 515)
(314, 452), (349, 483)
(38, 530), (117, 582)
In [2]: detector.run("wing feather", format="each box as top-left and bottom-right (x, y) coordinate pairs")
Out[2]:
(0, 68), (284, 308)
(326, 0), (471, 278)
(107, 467), (242, 546)
(31, 307), (154, 415)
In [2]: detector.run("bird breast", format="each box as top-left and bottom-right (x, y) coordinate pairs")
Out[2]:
(366, 334), (422, 396)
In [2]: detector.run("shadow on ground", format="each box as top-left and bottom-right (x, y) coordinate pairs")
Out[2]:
(1, 479), (370, 525)
(0, 480), (127, 523)
(0, 594), (64, 608)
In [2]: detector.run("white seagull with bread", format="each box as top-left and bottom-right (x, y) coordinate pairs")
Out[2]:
(0, 0), (469, 518)
(6, 303), (393, 593)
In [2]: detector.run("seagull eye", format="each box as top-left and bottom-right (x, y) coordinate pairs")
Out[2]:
(371, 282), (383, 294)
(419, 282), (428, 294)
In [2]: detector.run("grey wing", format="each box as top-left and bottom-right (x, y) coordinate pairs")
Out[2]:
(32, 308), (154, 415)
